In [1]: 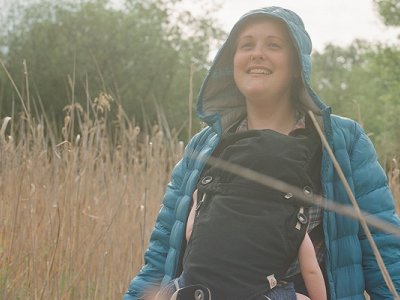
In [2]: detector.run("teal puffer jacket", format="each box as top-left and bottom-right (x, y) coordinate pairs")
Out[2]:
(124, 7), (400, 300)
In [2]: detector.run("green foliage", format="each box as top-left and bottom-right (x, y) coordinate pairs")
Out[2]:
(312, 0), (400, 160)
(0, 0), (225, 136)
(2, 0), (399, 159)
(374, 0), (400, 26)
(365, 45), (400, 161)
(312, 41), (400, 160)
(312, 41), (370, 118)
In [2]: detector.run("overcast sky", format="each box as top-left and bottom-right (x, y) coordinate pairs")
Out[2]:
(2, 0), (399, 53)
(213, 0), (400, 52)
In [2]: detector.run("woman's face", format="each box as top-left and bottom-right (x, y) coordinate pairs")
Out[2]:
(233, 18), (298, 105)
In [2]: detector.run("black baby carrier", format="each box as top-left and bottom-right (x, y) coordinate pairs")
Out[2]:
(182, 125), (321, 300)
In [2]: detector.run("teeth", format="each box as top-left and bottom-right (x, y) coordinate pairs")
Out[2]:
(248, 68), (272, 75)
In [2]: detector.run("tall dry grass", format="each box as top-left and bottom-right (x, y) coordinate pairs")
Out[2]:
(0, 94), (399, 299)
(0, 95), (184, 299)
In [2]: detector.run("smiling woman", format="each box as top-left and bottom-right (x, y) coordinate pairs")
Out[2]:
(233, 17), (300, 134)
(123, 6), (400, 300)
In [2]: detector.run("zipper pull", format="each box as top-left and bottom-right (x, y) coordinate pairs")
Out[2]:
(196, 193), (206, 216)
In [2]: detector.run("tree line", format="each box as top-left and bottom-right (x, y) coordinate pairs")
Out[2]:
(0, 0), (399, 159)
(0, 0), (225, 137)
(312, 0), (400, 162)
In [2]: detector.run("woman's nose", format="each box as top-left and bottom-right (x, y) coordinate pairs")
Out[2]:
(250, 45), (265, 60)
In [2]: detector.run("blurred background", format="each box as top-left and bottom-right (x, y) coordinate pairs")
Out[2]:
(0, 0), (399, 299)
(0, 0), (400, 158)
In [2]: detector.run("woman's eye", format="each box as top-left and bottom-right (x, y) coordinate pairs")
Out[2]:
(238, 42), (253, 50)
(268, 43), (281, 49)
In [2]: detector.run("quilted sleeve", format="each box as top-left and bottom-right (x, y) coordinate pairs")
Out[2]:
(122, 134), (200, 300)
(350, 123), (400, 299)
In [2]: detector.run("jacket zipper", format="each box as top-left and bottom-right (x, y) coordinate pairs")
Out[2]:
(195, 192), (206, 217)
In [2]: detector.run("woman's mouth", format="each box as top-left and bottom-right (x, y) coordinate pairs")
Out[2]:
(247, 68), (272, 75)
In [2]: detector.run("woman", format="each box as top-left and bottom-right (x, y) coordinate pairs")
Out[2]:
(123, 6), (400, 300)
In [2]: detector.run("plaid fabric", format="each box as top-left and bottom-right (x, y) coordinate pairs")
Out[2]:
(236, 114), (324, 277)
(236, 111), (305, 134)
(285, 206), (324, 277)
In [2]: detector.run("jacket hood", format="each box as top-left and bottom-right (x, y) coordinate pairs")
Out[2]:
(196, 6), (329, 134)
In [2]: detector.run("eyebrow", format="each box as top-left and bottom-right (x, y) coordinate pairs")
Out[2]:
(238, 34), (284, 41)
